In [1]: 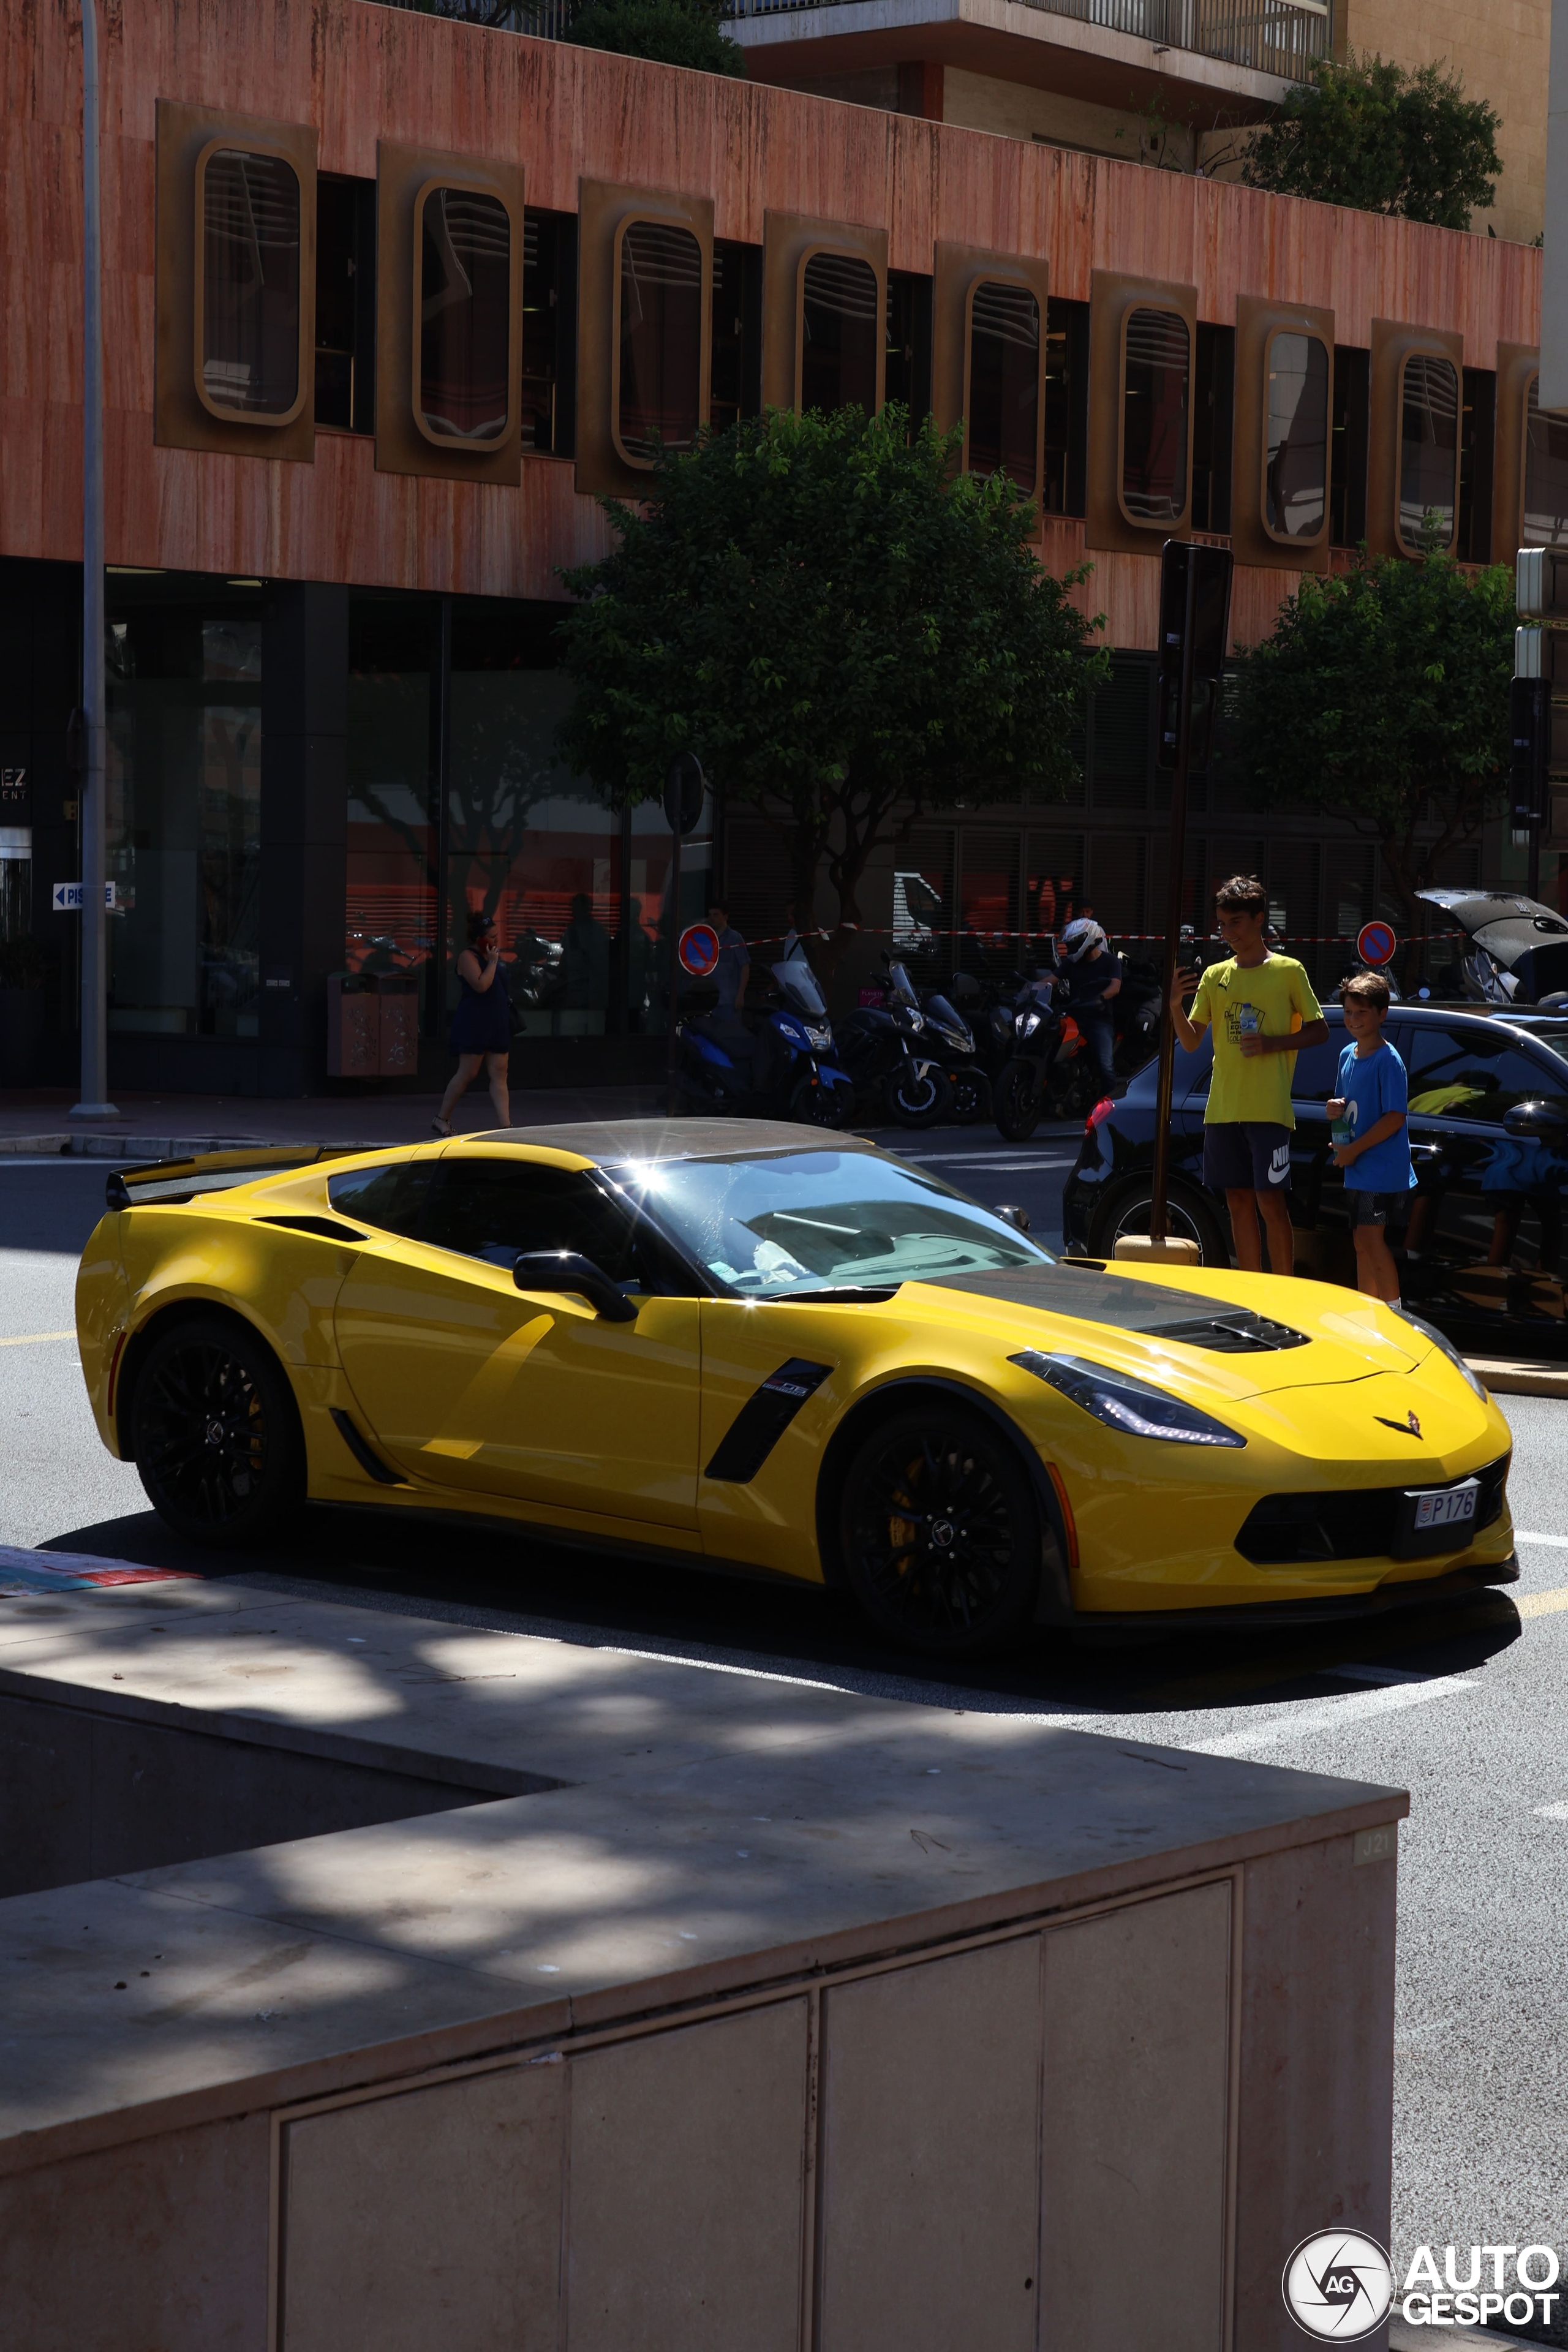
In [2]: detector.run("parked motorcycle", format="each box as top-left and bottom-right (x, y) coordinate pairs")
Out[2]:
(673, 960), (855, 1127)
(834, 960), (959, 1128)
(990, 965), (1101, 1140)
(1112, 954), (1163, 1079)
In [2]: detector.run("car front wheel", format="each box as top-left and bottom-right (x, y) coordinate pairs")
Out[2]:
(837, 1403), (1042, 1657)
(129, 1314), (305, 1545)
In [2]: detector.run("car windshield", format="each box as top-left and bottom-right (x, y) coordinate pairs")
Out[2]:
(611, 1147), (1052, 1297)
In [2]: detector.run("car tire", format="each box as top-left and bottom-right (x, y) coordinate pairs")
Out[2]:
(885, 1060), (954, 1129)
(837, 1403), (1042, 1657)
(129, 1313), (306, 1546)
(993, 1059), (1042, 1141)
(1088, 1180), (1229, 1267)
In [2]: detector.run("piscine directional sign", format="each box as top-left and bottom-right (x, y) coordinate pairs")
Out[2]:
(678, 922), (720, 978)
(1357, 920), (1397, 967)
(52, 881), (116, 911)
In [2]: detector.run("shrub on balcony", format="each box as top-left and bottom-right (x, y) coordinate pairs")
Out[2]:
(556, 406), (1108, 925)
(1243, 52), (1502, 233)
(563, 0), (745, 75)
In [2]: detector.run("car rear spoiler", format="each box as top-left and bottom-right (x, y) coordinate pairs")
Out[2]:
(104, 1144), (376, 1212)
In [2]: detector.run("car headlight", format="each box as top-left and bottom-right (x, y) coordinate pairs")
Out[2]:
(1390, 1306), (1489, 1401)
(1012, 1350), (1246, 1447)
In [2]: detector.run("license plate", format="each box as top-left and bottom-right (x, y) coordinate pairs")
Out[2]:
(1412, 1485), (1477, 1531)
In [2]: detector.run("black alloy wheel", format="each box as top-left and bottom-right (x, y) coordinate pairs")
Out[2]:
(837, 1404), (1042, 1657)
(885, 1058), (955, 1129)
(993, 1058), (1043, 1142)
(790, 1073), (854, 1129)
(130, 1314), (304, 1545)
(950, 1068), (992, 1125)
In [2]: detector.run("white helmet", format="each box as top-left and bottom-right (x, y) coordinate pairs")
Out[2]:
(1060, 918), (1107, 964)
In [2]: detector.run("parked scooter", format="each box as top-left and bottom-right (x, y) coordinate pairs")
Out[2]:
(834, 960), (959, 1128)
(892, 961), (993, 1123)
(673, 960), (856, 1127)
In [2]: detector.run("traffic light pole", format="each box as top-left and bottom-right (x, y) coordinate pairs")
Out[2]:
(1147, 566), (1198, 1249)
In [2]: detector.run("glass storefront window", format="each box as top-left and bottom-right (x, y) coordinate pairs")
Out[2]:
(198, 148), (301, 420)
(1398, 352), (1459, 550)
(105, 597), (262, 1036)
(418, 186), (512, 445)
(800, 253), (879, 416)
(448, 605), (624, 1040)
(346, 599), (440, 1030)
(616, 220), (704, 464)
(1524, 374), (1568, 547)
(967, 282), (1039, 493)
(1121, 307), (1189, 524)
(1263, 331), (1329, 540)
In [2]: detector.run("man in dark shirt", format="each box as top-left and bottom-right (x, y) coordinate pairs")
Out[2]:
(1059, 917), (1121, 1092)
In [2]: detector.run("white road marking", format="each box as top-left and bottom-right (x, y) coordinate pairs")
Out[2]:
(1179, 1673), (1478, 1756)
(1534, 1801), (1568, 1820)
(1516, 1531), (1568, 1548)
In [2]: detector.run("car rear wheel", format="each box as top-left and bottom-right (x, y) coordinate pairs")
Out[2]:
(130, 1314), (304, 1545)
(1088, 1181), (1228, 1266)
(837, 1404), (1042, 1657)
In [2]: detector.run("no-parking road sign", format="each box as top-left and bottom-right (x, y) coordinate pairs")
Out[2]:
(1356, 920), (1398, 967)
(678, 922), (720, 978)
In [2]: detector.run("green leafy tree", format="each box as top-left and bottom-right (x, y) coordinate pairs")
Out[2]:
(1243, 51), (1502, 230)
(556, 406), (1108, 927)
(564, 0), (744, 74)
(1227, 549), (1515, 956)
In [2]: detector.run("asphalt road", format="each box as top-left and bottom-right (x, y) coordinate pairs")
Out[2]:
(6, 1136), (1568, 2335)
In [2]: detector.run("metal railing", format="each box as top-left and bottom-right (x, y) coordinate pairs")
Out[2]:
(726, 0), (1332, 79)
(376, 0), (1332, 78)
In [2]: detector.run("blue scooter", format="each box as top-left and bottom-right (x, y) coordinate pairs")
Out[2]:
(673, 959), (856, 1128)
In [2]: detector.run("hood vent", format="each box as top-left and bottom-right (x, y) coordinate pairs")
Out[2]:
(1152, 1313), (1309, 1354)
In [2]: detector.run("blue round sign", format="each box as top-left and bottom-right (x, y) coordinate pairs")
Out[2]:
(1357, 920), (1398, 968)
(679, 922), (720, 978)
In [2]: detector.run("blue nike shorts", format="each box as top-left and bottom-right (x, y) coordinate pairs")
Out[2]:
(1202, 1120), (1292, 1196)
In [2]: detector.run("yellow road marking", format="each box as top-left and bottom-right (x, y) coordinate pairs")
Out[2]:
(0, 1330), (76, 1347)
(1517, 1586), (1568, 1619)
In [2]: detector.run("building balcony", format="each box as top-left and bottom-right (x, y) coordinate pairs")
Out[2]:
(726, 0), (1331, 134)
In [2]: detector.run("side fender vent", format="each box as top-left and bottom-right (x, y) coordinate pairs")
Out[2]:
(704, 1359), (832, 1484)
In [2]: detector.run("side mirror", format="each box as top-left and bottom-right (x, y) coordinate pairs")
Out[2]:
(1503, 1100), (1568, 1142)
(513, 1250), (639, 1322)
(995, 1204), (1032, 1234)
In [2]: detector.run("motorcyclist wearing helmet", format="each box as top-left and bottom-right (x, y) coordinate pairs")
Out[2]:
(1058, 917), (1121, 1091)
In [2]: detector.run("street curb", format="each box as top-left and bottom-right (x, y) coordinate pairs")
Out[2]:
(1468, 1358), (1568, 1400)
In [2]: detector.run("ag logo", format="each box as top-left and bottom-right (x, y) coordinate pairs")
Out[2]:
(1281, 2231), (1393, 2339)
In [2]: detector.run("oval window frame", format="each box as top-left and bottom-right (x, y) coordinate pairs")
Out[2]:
(192, 135), (308, 429)
(1115, 302), (1191, 531)
(1259, 325), (1330, 548)
(962, 273), (1042, 496)
(609, 212), (707, 473)
(410, 173), (519, 456)
(1393, 347), (1461, 557)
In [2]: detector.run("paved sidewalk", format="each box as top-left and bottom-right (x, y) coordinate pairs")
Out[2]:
(0, 1084), (663, 1156)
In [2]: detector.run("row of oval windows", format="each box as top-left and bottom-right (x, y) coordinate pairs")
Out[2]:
(198, 144), (1568, 549)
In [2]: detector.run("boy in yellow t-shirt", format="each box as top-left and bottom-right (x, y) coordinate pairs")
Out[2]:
(1169, 874), (1328, 1275)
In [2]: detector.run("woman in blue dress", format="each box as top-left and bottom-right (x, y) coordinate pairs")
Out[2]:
(432, 910), (511, 1134)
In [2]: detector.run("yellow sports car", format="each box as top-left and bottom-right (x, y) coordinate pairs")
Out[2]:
(75, 1120), (1517, 1657)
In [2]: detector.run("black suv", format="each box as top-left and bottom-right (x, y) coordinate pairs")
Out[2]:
(1061, 1001), (1568, 1359)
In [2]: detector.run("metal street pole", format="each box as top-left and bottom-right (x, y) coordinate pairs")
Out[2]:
(71, 0), (117, 1119)
(1146, 564), (1197, 1248)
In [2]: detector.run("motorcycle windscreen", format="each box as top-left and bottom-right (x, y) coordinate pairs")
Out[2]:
(773, 962), (828, 1018)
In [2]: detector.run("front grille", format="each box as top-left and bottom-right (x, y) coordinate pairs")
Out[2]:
(1236, 1456), (1508, 1566)
(1155, 1313), (1310, 1354)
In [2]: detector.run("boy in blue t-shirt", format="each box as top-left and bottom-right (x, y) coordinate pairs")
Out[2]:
(1324, 970), (1415, 1306)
